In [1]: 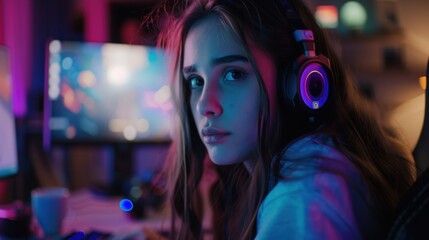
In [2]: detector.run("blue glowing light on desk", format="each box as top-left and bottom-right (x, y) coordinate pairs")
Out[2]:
(119, 199), (133, 212)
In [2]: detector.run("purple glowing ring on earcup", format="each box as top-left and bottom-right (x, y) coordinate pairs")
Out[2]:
(299, 63), (329, 110)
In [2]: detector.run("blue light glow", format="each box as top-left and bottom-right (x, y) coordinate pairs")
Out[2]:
(69, 231), (85, 240)
(119, 199), (133, 212)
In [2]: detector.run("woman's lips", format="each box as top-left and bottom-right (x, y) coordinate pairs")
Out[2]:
(201, 128), (231, 144)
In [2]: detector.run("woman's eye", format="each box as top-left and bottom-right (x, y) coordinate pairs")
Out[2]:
(188, 76), (204, 89)
(224, 69), (245, 81)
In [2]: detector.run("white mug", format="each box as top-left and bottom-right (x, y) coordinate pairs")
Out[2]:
(31, 187), (69, 237)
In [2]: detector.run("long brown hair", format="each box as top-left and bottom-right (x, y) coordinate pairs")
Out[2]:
(153, 0), (416, 239)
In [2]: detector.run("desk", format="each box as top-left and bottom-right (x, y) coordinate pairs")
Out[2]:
(62, 189), (170, 236)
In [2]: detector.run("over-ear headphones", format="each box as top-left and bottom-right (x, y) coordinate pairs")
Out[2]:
(293, 29), (332, 111)
(279, 0), (333, 116)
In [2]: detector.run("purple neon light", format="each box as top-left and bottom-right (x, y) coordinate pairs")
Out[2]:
(4, 0), (33, 117)
(299, 63), (329, 110)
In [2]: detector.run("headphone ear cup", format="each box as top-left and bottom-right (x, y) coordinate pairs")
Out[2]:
(282, 55), (332, 120)
(297, 58), (331, 110)
(283, 64), (299, 108)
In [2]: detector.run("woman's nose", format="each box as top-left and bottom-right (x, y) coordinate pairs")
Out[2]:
(196, 85), (223, 118)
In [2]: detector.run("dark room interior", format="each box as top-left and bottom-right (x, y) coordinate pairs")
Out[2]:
(0, 0), (428, 238)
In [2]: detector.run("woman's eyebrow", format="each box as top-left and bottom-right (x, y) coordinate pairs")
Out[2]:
(211, 54), (248, 65)
(183, 65), (196, 75)
(182, 54), (249, 75)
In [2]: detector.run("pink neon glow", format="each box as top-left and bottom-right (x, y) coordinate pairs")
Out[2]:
(4, 0), (33, 117)
(0, 1), (4, 44)
(83, 0), (108, 42)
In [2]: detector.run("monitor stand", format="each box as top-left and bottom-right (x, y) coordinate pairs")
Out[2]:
(89, 144), (133, 197)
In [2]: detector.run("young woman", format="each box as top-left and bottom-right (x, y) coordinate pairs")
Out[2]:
(152, 0), (416, 239)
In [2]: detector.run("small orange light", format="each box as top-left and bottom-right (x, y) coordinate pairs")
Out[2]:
(315, 5), (338, 28)
(419, 76), (426, 90)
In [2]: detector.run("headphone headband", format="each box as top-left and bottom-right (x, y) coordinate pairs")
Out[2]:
(294, 30), (316, 57)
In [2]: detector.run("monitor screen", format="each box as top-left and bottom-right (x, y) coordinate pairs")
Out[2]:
(0, 45), (18, 178)
(44, 41), (173, 148)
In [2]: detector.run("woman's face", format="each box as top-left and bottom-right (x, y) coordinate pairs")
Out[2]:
(183, 15), (276, 167)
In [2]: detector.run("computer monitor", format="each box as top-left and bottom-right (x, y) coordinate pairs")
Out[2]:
(43, 40), (173, 149)
(0, 45), (18, 178)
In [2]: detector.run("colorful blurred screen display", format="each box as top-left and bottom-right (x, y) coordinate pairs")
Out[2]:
(45, 41), (173, 145)
(0, 46), (18, 178)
